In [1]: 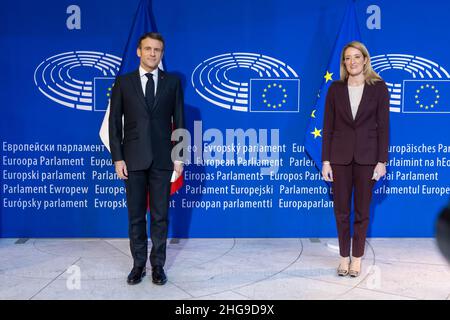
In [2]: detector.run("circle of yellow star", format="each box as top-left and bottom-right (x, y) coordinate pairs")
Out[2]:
(416, 83), (440, 111)
(262, 83), (289, 109)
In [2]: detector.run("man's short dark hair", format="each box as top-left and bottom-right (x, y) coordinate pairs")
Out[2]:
(137, 32), (165, 50)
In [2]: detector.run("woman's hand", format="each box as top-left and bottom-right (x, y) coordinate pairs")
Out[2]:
(322, 161), (333, 182)
(372, 162), (387, 181)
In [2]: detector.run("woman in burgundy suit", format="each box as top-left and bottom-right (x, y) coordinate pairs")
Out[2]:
(321, 41), (390, 277)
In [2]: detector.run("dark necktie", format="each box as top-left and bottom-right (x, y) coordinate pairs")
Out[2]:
(145, 73), (155, 109)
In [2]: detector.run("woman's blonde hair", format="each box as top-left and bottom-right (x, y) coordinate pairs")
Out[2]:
(340, 41), (382, 85)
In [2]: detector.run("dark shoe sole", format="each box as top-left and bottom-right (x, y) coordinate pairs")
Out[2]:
(127, 271), (146, 285)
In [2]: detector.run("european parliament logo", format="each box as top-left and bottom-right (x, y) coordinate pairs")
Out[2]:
(34, 51), (122, 112)
(371, 53), (450, 114)
(250, 79), (299, 112)
(403, 80), (450, 113)
(191, 52), (300, 113)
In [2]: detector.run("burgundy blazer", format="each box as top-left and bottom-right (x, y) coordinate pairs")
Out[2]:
(321, 79), (390, 165)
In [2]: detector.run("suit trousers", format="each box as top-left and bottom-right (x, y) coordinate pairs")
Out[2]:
(331, 162), (375, 258)
(124, 165), (172, 268)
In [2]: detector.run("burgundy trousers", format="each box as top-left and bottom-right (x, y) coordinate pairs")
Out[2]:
(331, 162), (376, 258)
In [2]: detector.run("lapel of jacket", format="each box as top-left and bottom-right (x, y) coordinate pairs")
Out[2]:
(152, 68), (167, 113)
(130, 69), (151, 115)
(343, 79), (371, 123)
(342, 80), (355, 122)
(354, 82), (371, 122)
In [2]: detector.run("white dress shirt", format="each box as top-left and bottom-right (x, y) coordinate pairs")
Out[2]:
(139, 66), (158, 96)
(138, 66), (183, 170)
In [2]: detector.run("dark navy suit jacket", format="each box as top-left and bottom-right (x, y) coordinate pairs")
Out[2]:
(109, 68), (185, 171)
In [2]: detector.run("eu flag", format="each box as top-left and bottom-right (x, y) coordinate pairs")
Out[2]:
(94, 77), (115, 111)
(250, 79), (300, 112)
(403, 80), (450, 113)
(304, 0), (361, 172)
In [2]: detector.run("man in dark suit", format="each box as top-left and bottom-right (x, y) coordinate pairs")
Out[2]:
(109, 32), (184, 285)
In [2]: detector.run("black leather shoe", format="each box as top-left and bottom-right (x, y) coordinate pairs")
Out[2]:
(152, 266), (167, 285)
(127, 266), (146, 285)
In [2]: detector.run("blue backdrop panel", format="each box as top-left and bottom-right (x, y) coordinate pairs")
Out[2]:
(1, 0), (449, 237)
